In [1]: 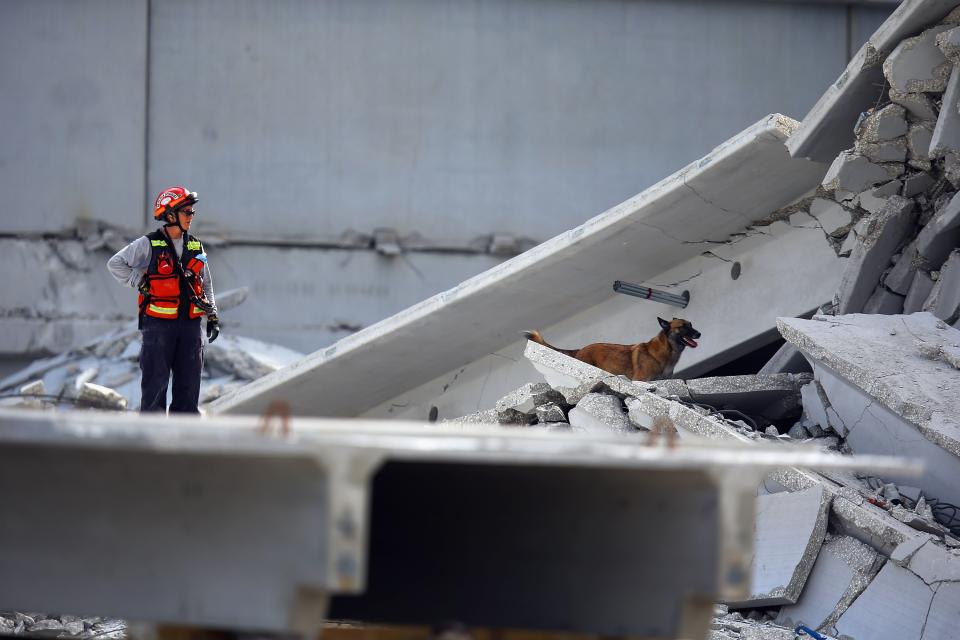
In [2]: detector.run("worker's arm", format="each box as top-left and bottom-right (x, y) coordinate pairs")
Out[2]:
(106, 236), (151, 289)
(200, 261), (218, 316)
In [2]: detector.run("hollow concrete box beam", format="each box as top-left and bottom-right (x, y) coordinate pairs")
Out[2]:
(0, 409), (914, 637)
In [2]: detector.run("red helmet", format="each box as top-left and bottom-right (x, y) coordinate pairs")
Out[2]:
(153, 186), (198, 220)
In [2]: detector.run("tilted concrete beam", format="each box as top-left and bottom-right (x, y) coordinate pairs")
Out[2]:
(211, 115), (827, 418)
(788, 0), (960, 162)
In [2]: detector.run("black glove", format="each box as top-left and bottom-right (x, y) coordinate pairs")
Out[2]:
(206, 314), (220, 343)
(137, 277), (150, 296)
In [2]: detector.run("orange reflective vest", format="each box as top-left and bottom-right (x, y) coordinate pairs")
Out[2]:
(138, 231), (209, 321)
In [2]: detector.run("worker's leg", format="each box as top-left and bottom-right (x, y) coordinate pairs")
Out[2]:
(169, 321), (204, 414)
(140, 321), (176, 413)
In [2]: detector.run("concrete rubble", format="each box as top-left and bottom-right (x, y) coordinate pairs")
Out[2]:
(0, 298), (304, 413)
(437, 334), (959, 640)
(0, 614), (124, 639)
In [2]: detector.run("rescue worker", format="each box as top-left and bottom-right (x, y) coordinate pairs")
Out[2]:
(107, 186), (220, 414)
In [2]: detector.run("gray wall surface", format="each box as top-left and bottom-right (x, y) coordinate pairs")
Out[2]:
(0, 0), (146, 233)
(0, 0), (894, 357)
(2, 0), (892, 240)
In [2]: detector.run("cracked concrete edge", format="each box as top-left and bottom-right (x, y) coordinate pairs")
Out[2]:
(788, 0), (960, 162)
(784, 487), (834, 604)
(819, 536), (886, 631)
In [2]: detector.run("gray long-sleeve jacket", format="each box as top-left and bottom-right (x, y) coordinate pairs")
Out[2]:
(107, 234), (218, 315)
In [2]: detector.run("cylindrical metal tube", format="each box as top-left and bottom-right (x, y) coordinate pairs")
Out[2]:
(613, 281), (689, 308)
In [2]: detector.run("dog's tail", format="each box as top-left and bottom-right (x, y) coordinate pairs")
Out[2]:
(522, 330), (579, 357)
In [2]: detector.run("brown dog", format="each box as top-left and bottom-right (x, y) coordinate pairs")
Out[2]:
(523, 317), (701, 381)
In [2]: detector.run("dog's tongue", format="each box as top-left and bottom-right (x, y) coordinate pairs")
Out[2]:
(683, 337), (698, 348)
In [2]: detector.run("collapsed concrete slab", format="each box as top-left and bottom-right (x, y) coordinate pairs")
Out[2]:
(725, 486), (831, 608)
(789, 1), (960, 162)
(778, 313), (960, 507)
(834, 563), (934, 640)
(776, 535), (882, 633)
(211, 115), (829, 418)
(922, 581), (960, 640)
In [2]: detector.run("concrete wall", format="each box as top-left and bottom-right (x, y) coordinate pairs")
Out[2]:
(0, 0), (892, 357)
(362, 216), (844, 421)
(0, 0), (146, 233)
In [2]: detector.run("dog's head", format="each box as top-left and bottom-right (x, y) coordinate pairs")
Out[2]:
(658, 317), (701, 350)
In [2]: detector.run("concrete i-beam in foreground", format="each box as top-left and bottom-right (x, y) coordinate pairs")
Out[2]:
(211, 114), (827, 418)
(788, 0), (960, 161)
(0, 408), (919, 638)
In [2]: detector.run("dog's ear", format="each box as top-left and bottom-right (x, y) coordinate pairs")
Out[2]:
(658, 317), (670, 331)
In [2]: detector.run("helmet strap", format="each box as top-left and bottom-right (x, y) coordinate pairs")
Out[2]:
(163, 210), (187, 234)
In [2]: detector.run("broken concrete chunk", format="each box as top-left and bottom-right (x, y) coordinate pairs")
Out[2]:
(567, 392), (633, 434)
(776, 535), (881, 633)
(856, 104), (908, 143)
(916, 192), (960, 268)
(889, 89), (939, 121)
(857, 180), (903, 216)
(903, 171), (936, 197)
(906, 540), (960, 584)
(907, 123), (935, 162)
(836, 196), (917, 314)
(19, 379), (45, 396)
(884, 243), (919, 295)
(809, 198), (852, 236)
(930, 64), (960, 158)
(883, 24), (954, 94)
(905, 270), (936, 313)
(835, 563), (934, 640)
(862, 286), (905, 315)
(937, 25), (960, 64)
(495, 382), (566, 416)
(725, 486), (831, 607)
(800, 380), (831, 433)
(787, 423), (809, 439)
(932, 249), (960, 322)
(890, 503), (950, 536)
(624, 396), (653, 430)
(76, 382), (127, 410)
(857, 137), (907, 163)
(534, 402), (566, 423)
(821, 152), (900, 195)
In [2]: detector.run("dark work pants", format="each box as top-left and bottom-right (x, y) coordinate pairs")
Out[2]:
(140, 317), (204, 414)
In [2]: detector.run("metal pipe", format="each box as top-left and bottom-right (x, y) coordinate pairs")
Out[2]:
(613, 281), (690, 308)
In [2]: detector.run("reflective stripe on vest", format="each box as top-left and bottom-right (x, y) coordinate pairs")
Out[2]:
(147, 303), (178, 315)
(151, 239), (168, 247)
(186, 240), (201, 251)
